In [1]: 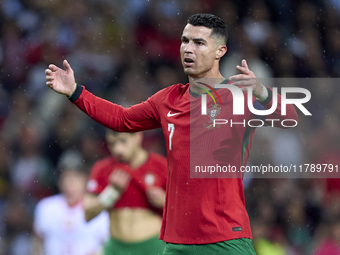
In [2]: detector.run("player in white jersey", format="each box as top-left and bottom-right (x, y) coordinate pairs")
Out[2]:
(31, 151), (109, 255)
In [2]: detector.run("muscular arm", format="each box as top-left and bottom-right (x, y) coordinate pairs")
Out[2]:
(83, 194), (106, 222)
(84, 170), (131, 221)
(45, 60), (161, 133)
(70, 85), (161, 132)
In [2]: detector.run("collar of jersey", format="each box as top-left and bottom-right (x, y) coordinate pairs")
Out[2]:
(189, 78), (229, 98)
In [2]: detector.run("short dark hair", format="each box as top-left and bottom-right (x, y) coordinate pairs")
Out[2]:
(187, 14), (228, 44)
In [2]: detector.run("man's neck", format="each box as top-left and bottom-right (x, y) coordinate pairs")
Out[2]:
(189, 73), (225, 95)
(65, 195), (82, 207)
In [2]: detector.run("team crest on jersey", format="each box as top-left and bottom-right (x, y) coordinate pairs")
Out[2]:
(144, 173), (155, 186)
(204, 104), (221, 129)
(86, 179), (98, 192)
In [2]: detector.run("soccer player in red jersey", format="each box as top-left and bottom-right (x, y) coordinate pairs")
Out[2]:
(45, 13), (298, 255)
(83, 130), (167, 255)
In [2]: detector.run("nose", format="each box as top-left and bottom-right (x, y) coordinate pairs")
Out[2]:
(183, 41), (194, 54)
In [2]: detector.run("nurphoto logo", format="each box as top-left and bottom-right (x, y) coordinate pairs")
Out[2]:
(200, 83), (311, 128)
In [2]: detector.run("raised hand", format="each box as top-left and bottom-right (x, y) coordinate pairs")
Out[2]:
(45, 60), (77, 97)
(228, 59), (265, 99)
(109, 170), (131, 194)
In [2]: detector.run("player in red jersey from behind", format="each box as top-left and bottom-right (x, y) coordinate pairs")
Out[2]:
(46, 13), (298, 255)
(83, 130), (167, 255)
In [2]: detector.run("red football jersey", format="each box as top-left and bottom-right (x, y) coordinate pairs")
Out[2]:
(70, 83), (298, 244)
(86, 153), (167, 215)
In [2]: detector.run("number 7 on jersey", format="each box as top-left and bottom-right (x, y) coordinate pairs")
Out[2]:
(168, 123), (175, 150)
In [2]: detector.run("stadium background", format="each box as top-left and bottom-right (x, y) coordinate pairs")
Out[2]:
(0, 0), (340, 254)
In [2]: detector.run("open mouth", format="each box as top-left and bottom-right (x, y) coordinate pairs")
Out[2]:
(184, 58), (195, 66)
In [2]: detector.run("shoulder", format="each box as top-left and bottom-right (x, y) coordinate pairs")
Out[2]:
(148, 152), (167, 164)
(147, 153), (167, 174)
(163, 83), (189, 96)
(35, 194), (63, 212)
(91, 156), (117, 172)
(145, 153), (167, 182)
(151, 83), (189, 102)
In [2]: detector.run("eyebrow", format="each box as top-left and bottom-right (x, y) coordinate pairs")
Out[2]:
(181, 36), (207, 43)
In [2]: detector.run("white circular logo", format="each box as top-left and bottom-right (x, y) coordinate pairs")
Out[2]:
(86, 179), (98, 192)
(144, 174), (155, 186)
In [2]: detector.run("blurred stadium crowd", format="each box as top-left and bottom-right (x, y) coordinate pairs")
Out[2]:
(0, 0), (340, 254)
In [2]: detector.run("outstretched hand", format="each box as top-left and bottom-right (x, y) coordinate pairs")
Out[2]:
(228, 59), (265, 99)
(45, 60), (77, 97)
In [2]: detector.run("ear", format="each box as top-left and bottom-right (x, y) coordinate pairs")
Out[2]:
(215, 45), (227, 60)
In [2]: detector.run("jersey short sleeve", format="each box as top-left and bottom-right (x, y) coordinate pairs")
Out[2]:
(86, 161), (109, 195)
(71, 85), (167, 132)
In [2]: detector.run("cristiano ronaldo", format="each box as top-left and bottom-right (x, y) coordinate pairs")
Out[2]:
(45, 14), (298, 255)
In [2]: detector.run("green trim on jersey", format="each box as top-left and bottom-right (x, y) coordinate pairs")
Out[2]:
(241, 126), (255, 165)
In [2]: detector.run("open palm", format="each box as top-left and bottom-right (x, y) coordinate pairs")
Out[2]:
(45, 60), (76, 97)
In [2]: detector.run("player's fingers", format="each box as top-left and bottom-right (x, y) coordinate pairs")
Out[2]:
(63, 60), (73, 73)
(236, 65), (252, 75)
(228, 74), (250, 81)
(46, 81), (54, 87)
(46, 75), (54, 81)
(229, 74), (248, 81)
(111, 169), (123, 176)
(115, 170), (130, 183)
(242, 59), (249, 70)
(122, 173), (131, 183)
(231, 80), (253, 87)
(48, 64), (61, 72)
(45, 69), (52, 75)
(116, 170), (127, 178)
(109, 171), (118, 183)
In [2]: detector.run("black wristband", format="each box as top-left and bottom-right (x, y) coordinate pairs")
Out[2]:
(68, 84), (83, 102)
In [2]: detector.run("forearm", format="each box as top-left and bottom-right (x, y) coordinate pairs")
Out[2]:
(83, 195), (106, 222)
(69, 85), (161, 132)
(84, 185), (122, 221)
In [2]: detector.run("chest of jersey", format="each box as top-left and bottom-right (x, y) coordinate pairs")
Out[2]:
(159, 86), (251, 177)
(89, 156), (166, 214)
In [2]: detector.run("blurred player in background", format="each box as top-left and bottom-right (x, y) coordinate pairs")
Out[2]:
(45, 13), (298, 255)
(31, 150), (109, 255)
(83, 130), (167, 255)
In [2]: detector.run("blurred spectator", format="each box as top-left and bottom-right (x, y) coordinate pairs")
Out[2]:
(10, 123), (53, 198)
(31, 150), (109, 255)
(312, 219), (340, 255)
